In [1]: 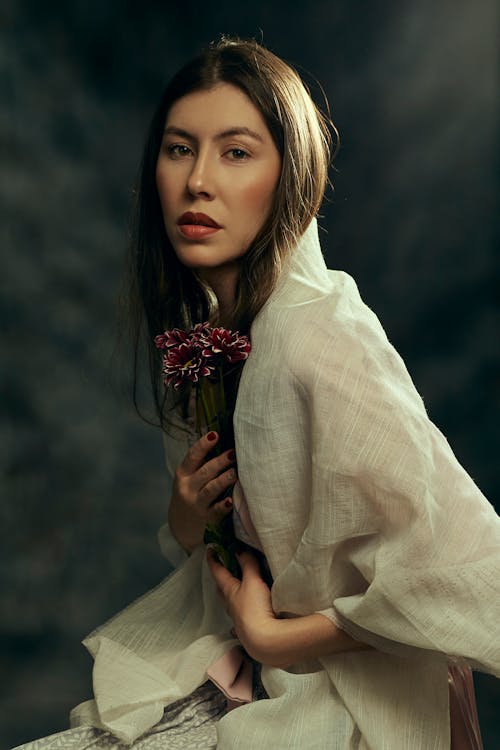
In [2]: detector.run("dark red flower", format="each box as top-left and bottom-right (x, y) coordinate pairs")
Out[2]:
(201, 327), (251, 363)
(155, 328), (190, 350)
(162, 341), (214, 388)
(153, 333), (170, 350)
(192, 322), (212, 337)
(155, 322), (251, 388)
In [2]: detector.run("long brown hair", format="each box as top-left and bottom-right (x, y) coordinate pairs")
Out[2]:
(123, 36), (336, 429)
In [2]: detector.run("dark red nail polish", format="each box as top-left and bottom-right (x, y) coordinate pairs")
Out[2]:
(227, 450), (236, 461)
(207, 431), (217, 442)
(224, 499), (233, 508)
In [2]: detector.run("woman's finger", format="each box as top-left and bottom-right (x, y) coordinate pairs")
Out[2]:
(207, 496), (234, 525)
(197, 468), (237, 509)
(237, 550), (265, 581)
(179, 431), (220, 475)
(191, 449), (236, 494)
(206, 548), (239, 598)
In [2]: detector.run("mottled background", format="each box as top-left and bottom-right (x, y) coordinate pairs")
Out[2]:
(1, 0), (499, 746)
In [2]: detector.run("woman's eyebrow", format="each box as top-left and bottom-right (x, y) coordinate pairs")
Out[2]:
(163, 125), (264, 143)
(217, 127), (264, 142)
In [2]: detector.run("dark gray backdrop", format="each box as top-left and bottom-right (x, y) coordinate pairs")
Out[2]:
(2, 0), (499, 746)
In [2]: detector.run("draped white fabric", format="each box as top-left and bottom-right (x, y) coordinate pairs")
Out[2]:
(71, 218), (500, 748)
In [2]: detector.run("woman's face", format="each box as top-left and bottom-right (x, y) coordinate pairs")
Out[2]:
(156, 83), (282, 277)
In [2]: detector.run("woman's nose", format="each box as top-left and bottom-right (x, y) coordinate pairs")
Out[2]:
(186, 154), (215, 199)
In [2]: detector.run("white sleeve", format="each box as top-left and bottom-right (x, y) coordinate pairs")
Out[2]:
(295, 276), (500, 675)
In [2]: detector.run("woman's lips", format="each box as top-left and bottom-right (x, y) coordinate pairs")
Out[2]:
(178, 224), (221, 239)
(177, 211), (221, 240)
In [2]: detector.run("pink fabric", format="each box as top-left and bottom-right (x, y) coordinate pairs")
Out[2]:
(206, 645), (254, 712)
(449, 665), (483, 749)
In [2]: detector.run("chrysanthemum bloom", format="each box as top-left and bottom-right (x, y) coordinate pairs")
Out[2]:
(162, 342), (214, 388)
(200, 328), (251, 363)
(192, 322), (212, 336)
(154, 328), (190, 350)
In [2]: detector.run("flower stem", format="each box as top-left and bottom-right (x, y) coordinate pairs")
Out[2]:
(197, 381), (211, 434)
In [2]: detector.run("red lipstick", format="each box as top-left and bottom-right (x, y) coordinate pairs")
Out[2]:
(178, 212), (221, 227)
(177, 211), (221, 240)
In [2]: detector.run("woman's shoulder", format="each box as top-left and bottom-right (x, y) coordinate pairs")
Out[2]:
(272, 269), (390, 361)
(267, 269), (420, 405)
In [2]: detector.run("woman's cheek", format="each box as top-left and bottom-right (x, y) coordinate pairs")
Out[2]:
(240, 175), (279, 223)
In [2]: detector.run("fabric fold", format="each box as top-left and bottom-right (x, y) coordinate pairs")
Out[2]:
(72, 547), (237, 743)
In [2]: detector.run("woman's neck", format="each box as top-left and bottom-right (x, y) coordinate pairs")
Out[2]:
(198, 263), (240, 329)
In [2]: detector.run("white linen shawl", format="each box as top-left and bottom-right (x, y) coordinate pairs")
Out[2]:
(71, 218), (500, 749)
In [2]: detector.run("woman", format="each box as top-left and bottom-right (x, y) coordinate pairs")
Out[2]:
(16, 36), (498, 750)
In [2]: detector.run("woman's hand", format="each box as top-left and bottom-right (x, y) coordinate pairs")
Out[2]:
(207, 547), (372, 668)
(207, 547), (277, 663)
(169, 431), (236, 554)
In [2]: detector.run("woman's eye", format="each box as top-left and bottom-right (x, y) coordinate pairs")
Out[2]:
(166, 144), (191, 158)
(227, 148), (249, 160)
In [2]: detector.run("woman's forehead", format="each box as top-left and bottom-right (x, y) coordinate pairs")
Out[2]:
(165, 83), (270, 139)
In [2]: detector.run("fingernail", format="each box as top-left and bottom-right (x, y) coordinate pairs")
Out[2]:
(227, 449), (236, 461)
(224, 498), (233, 508)
(207, 431), (217, 442)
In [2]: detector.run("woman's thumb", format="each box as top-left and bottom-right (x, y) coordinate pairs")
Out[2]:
(235, 548), (261, 577)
